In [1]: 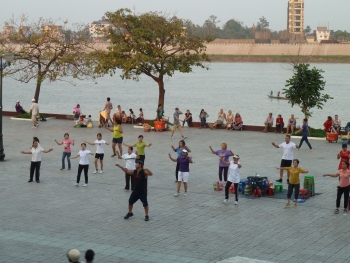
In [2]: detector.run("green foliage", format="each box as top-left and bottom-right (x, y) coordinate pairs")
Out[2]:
(222, 19), (254, 39)
(16, 113), (46, 119)
(94, 9), (210, 107)
(293, 126), (326, 138)
(257, 16), (269, 30)
(284, 63), (333, 118)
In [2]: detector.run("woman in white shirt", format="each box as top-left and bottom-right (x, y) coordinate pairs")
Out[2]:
(69, 143), (94, 187)
(121, 146), (138, 190)
(21, 141), (53, 183)
(222, 155), (242, 205)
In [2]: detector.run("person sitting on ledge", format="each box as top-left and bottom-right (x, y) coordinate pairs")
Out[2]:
(286, 114), (296, 134)
(183, 109), (193, 127)
(276, 114), (284, 133)
(199, 109), (209, 128)
(136, 108), (144, 124)
(15, 100), (26, 114)
(324, 116), (336, 133)
(232, 113), (243, 131)
(263, 113), (274, 133)
(226, 110), (234, 130)
(121, 111), (128, 123)
(211, 109), (226, 129)
(333, 114), (341, 134)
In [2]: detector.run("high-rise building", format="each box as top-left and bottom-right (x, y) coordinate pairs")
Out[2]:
(287, 0), (304, 35)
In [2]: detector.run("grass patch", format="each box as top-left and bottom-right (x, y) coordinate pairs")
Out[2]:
(15, 112), (47, 119)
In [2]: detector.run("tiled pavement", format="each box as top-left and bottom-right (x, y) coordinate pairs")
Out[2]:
(1, 117), (349, 263)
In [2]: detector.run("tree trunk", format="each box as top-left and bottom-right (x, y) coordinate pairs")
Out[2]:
(34, 81), (41, 103)
(157, 77), (165, 108)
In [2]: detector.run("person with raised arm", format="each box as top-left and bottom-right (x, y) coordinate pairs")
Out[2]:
(84, 133), (109, 174)
(171, 140), (191, 182)
(209, 143), (234, 183)
(123, 135), (152, 164)
(21, 141), (53, 183)
(324, 161), (350, 214)
(169, 149), (193, 197)
(55, 133), (75, 171)
(222, 155), (242, 205)
(116, 160), (153, 221)
(69, 143), (94, 187)
(105, 120), (123, 158)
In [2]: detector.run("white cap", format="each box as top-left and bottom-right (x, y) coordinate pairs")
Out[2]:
(233, 154), (240, 159)
(182, 149), (188, 153)
(32, 99), (35, 102)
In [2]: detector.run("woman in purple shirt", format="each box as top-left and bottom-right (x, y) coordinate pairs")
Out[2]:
(209, 143), (234, 183)
(169, 149), (193, 196)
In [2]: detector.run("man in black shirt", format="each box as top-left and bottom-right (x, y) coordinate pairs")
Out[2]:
(116, 160), (153, 221)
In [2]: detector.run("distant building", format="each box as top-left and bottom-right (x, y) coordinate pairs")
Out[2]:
(287, 0), (304, 38)
(316, 27), (330, 43)
(89, 17), (114, 39)
(41, 24), (63, 40)
(1, 26), (15, 41)
(306, 34), (315, 43)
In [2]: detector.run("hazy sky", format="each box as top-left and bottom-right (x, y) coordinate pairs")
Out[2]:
(1, 0), (348, 31)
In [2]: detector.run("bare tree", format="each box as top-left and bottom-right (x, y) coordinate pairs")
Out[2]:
(0, 15), (97, 102)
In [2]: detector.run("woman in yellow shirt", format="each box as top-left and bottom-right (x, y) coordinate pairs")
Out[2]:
(106, 120), (123, 158)
(277, 159), (308, 208)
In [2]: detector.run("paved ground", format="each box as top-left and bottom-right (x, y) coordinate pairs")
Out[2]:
(1, 117), (349, 263)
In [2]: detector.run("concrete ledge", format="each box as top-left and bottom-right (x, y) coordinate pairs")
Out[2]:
(10, 117), (55, 121)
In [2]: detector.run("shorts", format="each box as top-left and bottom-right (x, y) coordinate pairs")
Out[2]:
(112, 137), (123, 144)
(129, 191), (148, 207)
(178, 171), (189, 182)
(95, 153), (104, 160)
(217, 120), (223, 125)
(280, 159), (292, 168)
(173, 124), (182, 131)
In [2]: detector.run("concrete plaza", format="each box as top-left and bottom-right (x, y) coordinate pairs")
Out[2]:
(1, 117), (349, 263)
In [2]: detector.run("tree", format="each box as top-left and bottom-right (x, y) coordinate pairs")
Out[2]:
(93, 9), (210, 107)
(0, 15), (96, 102)
(257, 16), (269, 30)
(283, 63), (333, 118)
(304, 25), (312, 35)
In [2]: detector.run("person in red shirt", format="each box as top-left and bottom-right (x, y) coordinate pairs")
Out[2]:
(337, 144), (350, 170)
(324, 116), (335, 133)
(324, 161), (350, 214)
(275, 114), (284, 133)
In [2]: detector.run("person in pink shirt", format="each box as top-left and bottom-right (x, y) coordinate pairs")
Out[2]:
(263, 113), (274, 133)
(323, 161), (350, 214)
(55, 133), (75, 170)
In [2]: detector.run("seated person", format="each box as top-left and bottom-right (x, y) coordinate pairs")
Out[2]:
(232, 113), (243, 130)
(345, 122), (350, 134)
(113, 105), (122, 122)
(333, 114), (341, 134)
(183, 109), (193, 127)
(15, 100), (26, 114)
(73, 104), (81, 121)
(75, 115), (87, 127)
(121, 111), (128, 123)
(263, 113), (274, 133)
(275, 114), (284, 133)
(128, 109), (136, 123)
(286, 114), (296, 134)
(136, 108), (144, 123)
(156, 104), (164, 121)
(211, 109), (226, 129)
(225, 110), (234, 130)
(199, 109), (209, 128)
(324, 116), (337, 133)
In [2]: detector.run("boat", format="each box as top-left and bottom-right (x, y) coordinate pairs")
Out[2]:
(267, 95), (290, 100)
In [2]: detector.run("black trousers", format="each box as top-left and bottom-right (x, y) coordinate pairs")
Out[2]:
(77, 164), (89, 184)
(125, 172), (135, 190)
(175, 162), (179, 181)
(183, 118), (192, 127)
(138, 155), (145, 164)
(336, 186), (350, 209)
(30, 161), (41, 181)
(287, 183), (300, 200)
(225, 182), (238, 201)
(276, 123), (284, 133)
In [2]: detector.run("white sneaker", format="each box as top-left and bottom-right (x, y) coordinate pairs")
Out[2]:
(93, 170), (97, 174)
(99, 170), (103, 174)
(32, 126), (36, 128)
(174, 193), (179, 197)
(182, 136), (187, 139)
(183, 192), (187, 196)
(83, 183), (88, 187)
(223, 199), (228, 203)
(234, 201), (238, 205)
(170, 136), (174, 139)
(36, 124), (39, 127)
(75, 183), (79, 187)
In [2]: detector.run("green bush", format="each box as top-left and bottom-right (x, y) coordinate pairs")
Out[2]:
(293, 126), (326, 138)
(16, 113), (47, 119)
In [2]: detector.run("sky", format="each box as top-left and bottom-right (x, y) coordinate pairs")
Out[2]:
(1, 0), (349, 32)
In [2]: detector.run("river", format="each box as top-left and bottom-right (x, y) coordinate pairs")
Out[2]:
(3, 63), (350, 128)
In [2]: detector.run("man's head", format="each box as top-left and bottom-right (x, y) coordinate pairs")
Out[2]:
(107, 97), (110, 102)
(138, 135), (144, 142)
(285, 134), (291, 143)
(128, 146), (133, 154)
(135, 159), (144, 169)
(31, 99), (36, 103)
(158, 104), (162, 108)
(175, 107), (179, 112)
(85, 249), (95, 262)
(67, 249), (80, 263)
(303, 118), (308, 124)
(16, 100), (20, 104)
(97, 133), (102, 140)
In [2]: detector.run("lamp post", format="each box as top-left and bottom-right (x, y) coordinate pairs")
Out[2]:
(0, 53), (14, 161)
